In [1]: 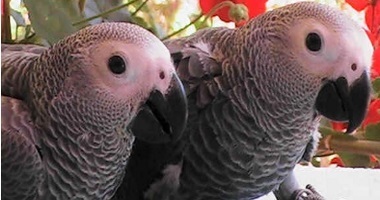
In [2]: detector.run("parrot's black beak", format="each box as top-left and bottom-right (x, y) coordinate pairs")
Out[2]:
(315, 71), (371, 133)
(131, 73), (188, 143)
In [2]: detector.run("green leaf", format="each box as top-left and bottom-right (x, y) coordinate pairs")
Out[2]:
(78, 0), (86, 13)
(365, 122), (380, 141)
(24, 0), (85, 43)
(132, 0), (150, 12)
(131, 16), (150, 31)
(338, 152), (370, 167)
(21, 34), (50, 47)
(318, 125), (348, 137)
(373, 78), (380, 98)
(25, 25), (33, 38)
(193, 15), (212, 30)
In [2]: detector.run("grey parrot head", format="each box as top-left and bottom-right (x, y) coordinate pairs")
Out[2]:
(240, 2), (373, 133)
(30, 22), (187, 142)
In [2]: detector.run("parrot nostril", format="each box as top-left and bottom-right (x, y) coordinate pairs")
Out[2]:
(351, 63), (357, 71)
(159, 71), (165, 80)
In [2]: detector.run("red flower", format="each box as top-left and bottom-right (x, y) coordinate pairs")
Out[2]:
(199, 0), (267, 24)
(366, 29), (376, 45)
(372, 47), (380, 79)
(346, 0), (380, 38)
(331, 99), (380, 131)
(365, 1), (380, 37)
(364, 21), (380, 79)
(363, 99), (380, 127)
(330, 156), (345, 167)
(346, 0), (369, 11)
(331, 122), (347, 132)
(370, 155), (379, 163)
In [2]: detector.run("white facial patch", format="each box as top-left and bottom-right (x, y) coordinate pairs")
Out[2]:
(86, 39), (175, 105)
(288, 18), (373, 86)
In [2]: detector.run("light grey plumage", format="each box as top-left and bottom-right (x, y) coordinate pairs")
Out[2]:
(1, 22), (187, 200)
(116, 2), (373, 200)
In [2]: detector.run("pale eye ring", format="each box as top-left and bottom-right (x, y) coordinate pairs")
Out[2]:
(305, 32), (322, 52)
(108, 55), (126, 74)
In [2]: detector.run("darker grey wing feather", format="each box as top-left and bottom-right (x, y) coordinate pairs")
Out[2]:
(1, 44), (46, 99)
(1, 96), (43, 200)
(166, 39), (222, 108)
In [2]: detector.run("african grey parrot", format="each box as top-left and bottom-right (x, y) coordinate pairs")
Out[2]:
(113, 2), (373, 200)
(1, 22), (187, 200)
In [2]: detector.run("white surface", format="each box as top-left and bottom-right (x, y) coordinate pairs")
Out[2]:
(257, 165), (380, 200)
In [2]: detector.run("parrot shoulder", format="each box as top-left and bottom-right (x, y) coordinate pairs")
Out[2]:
(165, 39), (223, 109)
(1, 44), (46, 100)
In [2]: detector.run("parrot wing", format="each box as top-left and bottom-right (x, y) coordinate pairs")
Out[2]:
(1, 96), (43, 200)
(2, 44), (45, 199)
(1, 44), (46, 99)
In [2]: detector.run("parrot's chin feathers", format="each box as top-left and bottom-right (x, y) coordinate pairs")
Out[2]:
(315, 71), (371, 133)
(131, 73), (188, 143)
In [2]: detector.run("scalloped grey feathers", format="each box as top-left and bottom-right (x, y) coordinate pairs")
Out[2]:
(1, 22), (187, 200)
(116, 2), (373, 200)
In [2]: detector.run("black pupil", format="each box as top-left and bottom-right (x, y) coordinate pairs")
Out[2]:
(108, 55), (126, 74)
(305, 32), (322, 52)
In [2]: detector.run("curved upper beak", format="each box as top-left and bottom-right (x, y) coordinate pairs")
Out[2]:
(131, 73), (188, 143)
(315, 71), (371, 133)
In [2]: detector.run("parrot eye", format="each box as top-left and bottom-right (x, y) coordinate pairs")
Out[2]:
(108, 55), (126, 74)
(305, 32), (322, 52)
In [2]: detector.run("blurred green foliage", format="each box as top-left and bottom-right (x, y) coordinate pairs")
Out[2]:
(2, 0), (208, 45)
(24, 0), (84, 43)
